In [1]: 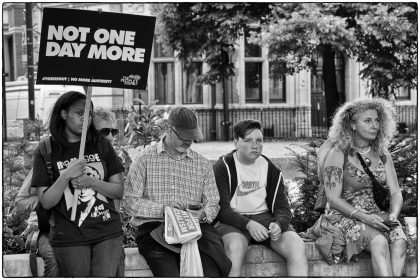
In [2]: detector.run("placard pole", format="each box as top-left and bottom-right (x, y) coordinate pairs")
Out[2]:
(70, 86), (92, 221)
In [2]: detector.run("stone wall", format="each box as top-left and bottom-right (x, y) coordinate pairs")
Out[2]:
(3, 242), (417, 277)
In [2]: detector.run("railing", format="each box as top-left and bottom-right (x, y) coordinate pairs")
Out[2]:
(112, 104), (417, 141)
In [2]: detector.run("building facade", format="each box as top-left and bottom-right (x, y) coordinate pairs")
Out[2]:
(3, 3), (417, 140)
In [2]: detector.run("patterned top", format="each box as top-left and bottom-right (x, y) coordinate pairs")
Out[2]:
(324, 154), (406, 260)
(122, 138), (220, 226)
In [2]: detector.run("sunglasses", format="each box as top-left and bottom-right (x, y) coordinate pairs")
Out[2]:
(99, 128), (119, 137)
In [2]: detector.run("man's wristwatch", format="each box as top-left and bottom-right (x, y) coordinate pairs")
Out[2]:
(200, 213), (207, 223)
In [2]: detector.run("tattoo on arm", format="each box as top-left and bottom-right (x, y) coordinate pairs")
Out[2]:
(323, 166), (343, 189)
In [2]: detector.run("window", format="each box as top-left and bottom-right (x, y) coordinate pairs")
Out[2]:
(269, 65), (286, 102)
(155, 63), (175, 104)
(182, 62), (203, 104)
(244, 29), (263, 103)
(395, 88), (411, 100)
(154, 39), (175, 104)
(245, 62), (262, 102)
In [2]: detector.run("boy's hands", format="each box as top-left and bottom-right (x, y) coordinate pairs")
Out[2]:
(269, 222), (281, 241)
(246, 220), (269, 242)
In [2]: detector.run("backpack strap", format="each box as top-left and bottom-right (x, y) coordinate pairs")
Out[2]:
(39, 136), (53, 184)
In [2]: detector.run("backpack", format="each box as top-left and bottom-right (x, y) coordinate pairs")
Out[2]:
(23, 136), (53, 277)
(35, 136), (54, 233)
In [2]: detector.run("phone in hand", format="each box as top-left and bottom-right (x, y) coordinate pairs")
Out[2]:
(383, 219), (399, 230)
(188, 204), (202, 210)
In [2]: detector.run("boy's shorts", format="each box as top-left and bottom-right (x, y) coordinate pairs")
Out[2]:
(215, 212), (295, 248)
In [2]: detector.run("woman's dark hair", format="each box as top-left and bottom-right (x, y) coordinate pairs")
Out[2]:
(233, 119), (262, 139)
(49, 91), (101, 155)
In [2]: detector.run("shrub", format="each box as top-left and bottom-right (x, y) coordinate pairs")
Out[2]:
(124, 99), (166, 148)
(3, 139), (34, 255)
(389, 131), (417, 218)
(286, 140), (324, 233)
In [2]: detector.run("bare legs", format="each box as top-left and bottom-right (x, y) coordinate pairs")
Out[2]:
(366, 235), (407, 276)
(222, 231), (308, 277)
(390, 239), (407, 276)
(222, 232), (248, 277)
(270, 231), (308, 277)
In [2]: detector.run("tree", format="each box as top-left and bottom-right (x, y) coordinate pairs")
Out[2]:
(256, 3), (417, 124)
(350, 3), (417, 98)
(152, 3), (271, 140)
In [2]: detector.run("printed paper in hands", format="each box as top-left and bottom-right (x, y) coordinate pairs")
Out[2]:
(164, 206), (201, 244)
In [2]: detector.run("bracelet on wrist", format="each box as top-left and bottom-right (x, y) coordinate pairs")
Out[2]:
(350, 209), (359, 219)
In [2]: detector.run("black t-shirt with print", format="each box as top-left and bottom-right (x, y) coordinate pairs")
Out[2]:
(31, 138), (124, 247)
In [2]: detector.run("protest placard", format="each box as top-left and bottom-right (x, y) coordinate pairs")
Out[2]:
(36, 8), (155, 90)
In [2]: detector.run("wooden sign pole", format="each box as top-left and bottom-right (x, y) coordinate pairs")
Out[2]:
(70, 86), (92, 221)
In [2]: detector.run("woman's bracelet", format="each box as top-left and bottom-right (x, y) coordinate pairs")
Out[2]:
(350, 209), (359, 219)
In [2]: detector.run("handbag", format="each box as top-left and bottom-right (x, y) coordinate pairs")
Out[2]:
(356, 152), (390, 211)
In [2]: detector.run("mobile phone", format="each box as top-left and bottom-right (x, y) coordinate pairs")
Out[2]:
(383, 219), (399, 229)
(188, 204), (201, 210)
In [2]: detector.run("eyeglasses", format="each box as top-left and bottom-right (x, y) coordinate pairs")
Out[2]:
(99, 128), (119, 137)
(170, 126), (192, 142)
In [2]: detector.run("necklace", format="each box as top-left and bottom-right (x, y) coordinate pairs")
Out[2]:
(357, 146), (371, 155)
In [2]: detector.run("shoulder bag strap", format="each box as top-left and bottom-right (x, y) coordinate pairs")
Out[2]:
(356, 152), (377, 182)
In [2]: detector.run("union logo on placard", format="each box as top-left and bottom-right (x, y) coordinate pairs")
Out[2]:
(121, 74), (141, 86)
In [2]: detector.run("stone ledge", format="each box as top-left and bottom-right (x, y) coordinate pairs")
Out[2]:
(2, 242), (417, 277)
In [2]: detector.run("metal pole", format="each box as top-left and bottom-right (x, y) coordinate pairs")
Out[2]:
(222, 77), (229, 141)
(210, 84), (217, 141)
(2, 49), (8, 142)
(25, 2), (35, 121)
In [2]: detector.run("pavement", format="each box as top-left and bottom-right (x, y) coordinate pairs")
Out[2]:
(192, 140), (309, 160)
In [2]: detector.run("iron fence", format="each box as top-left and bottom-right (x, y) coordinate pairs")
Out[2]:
(112, 104), (417, 141)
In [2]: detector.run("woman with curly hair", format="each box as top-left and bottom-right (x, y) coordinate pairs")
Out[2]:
(303, 98), (407, 276)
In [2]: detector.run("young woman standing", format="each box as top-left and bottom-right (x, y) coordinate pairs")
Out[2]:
(31, 91), (124, 276)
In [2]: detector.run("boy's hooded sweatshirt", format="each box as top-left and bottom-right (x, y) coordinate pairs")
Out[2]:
(213, 150), (292, 233)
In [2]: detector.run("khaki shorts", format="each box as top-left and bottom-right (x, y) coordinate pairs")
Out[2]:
(215, 212), (295, 248)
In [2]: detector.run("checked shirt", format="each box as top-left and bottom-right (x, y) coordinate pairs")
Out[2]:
(122, 138), (220, 226)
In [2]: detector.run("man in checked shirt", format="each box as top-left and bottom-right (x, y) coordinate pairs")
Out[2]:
(122, 107), (231, 277)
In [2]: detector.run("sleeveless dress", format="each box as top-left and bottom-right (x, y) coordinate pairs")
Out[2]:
(322, 153), (407, 260)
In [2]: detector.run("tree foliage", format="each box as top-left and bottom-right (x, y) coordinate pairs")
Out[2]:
(351, 3), (417, 97)
(257, 3), (417, 98)
(152, 3), (271, 84)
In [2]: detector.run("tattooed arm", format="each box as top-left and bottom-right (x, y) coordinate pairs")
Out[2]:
(323, 148), (389, 231)
(323, 148), (347, 211)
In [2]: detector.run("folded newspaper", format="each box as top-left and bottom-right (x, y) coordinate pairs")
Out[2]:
(164, 206), (202, 244)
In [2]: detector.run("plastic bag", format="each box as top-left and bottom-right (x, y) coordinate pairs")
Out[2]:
(180, 240), (204, 277)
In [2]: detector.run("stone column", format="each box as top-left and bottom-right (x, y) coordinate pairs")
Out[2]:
(294, 70), (312, 137)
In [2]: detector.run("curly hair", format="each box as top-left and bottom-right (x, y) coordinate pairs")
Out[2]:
(328, 98), (397, 155)
(93, 107), (116, 126)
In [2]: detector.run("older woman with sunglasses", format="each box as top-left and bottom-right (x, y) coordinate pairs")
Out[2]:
(93, 108), (119, 141)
